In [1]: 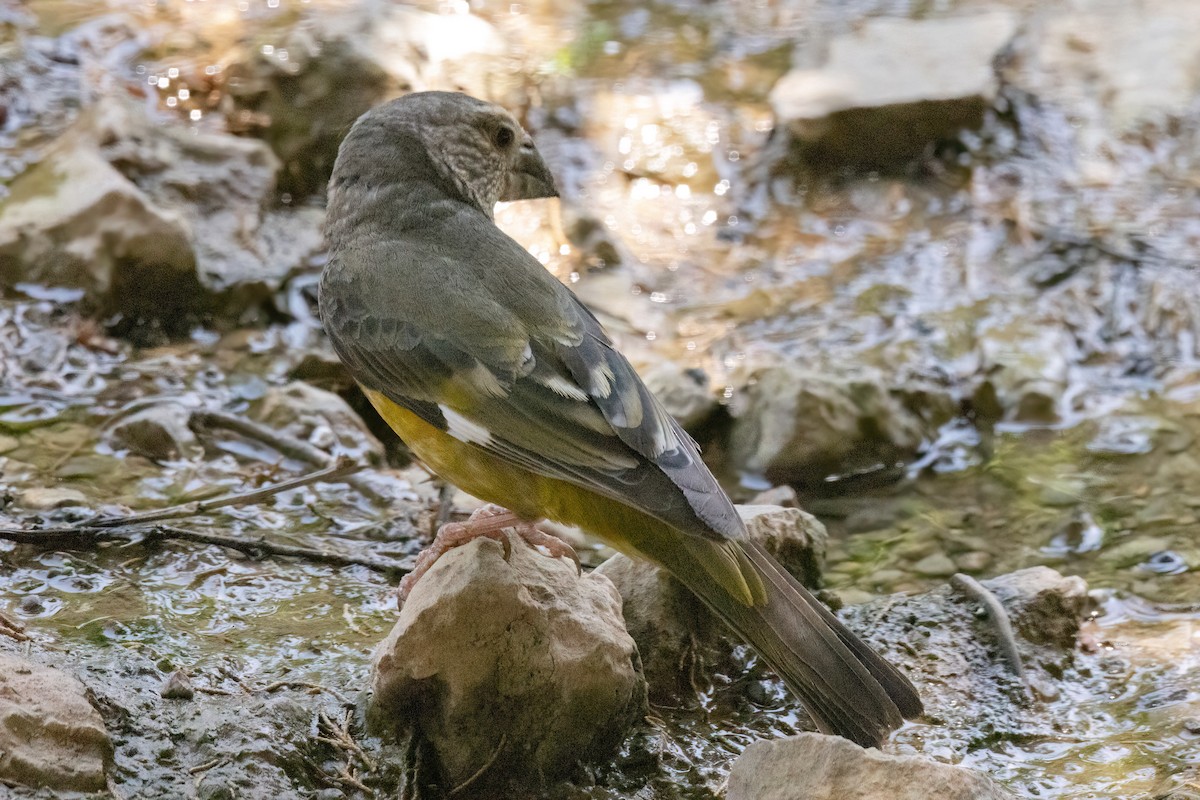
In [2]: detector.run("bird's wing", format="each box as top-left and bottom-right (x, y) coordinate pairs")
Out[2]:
(319, 237), (743, 541)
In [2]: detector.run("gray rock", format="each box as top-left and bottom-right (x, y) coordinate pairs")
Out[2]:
(222, 4), (510, 197)
(0, 655), (112, 792)
(640, 359), (718, 429)
(0, 129), (198, 315)
(911, 552), (958, 578)
(107, 402), (199, 461)
(1010, 0), (1200, 129)
(983, 567), (1090, 651)
(728, 364), (935, 484)
(727, 733), (1016, 800)
(254, 381), (385, 463)
(595, 505), (826, 696)
(770, 13), (1018, 168)
(841, 566), (1090, 741)
(0, 100), (323, 320)
(18, 486), (89, 510)
(976, 319), (1075, 424)
(370, 535), (646, 794)
(0, 634), (358, 798)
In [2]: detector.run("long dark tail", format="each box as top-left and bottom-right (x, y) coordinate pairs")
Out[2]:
(667, 537), (923, 747)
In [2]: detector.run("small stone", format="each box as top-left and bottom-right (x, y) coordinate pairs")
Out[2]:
(983, 567), (1091, 649)
(836, 589), (877, 606)
(1183, 718), (1200, 735)
(727, 364), (940, 485)
(18, 487), (88, 510)
(866, 569), (906, 589)
(370, 535), (645, 794)
(955, 551), (993, 573)
(751, 485), (800, 508)
(844, 506), (899, 534)
(108, 403), (198, 461)
(255, 381), (385, 463)
(0, 655), (112, 791)
(727, 733), (1017, 800)
(0, 434), (19, 454)
(912, 553), (958, 578)
(160, 670), (195, 700)
(1038, 481), (1086, 508)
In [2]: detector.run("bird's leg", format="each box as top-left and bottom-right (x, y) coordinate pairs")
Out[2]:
(398, 504), (580, 602)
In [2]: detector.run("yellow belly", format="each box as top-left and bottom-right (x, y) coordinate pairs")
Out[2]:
(364, 388), (656, 557)
(363, 387), (762, 605)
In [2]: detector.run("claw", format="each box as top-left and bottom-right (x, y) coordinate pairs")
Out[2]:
(396, 504), (580, 604)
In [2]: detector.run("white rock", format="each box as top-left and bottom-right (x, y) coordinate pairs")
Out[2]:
(770, 13), (1018, 167)
(370, 535), (645, 793)
(976, 318), (1075, 424)
(0, 655), (112, 792)
(1014, 0), (1200, 128)
(727, 733), (1016, 800)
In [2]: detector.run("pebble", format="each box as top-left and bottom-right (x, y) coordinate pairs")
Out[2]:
(912, 553), (959, 578)
(955, 551), (993, 573)
(18, 487), (89, 510)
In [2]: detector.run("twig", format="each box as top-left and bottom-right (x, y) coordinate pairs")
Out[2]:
(319, 708), (377, 770)
(0, 522), (411, 575)
(259, 679), (354, 707)
(447, 733), (506, 797)
(188, 758), (225, 775)
(0, 611), (29, 641)
(0, 459), (412, 575)
(950, 573), (1030, 695)
(0, 458), (361, 539)
(190, 410), (388, 502)
(147, 525), (410, 575)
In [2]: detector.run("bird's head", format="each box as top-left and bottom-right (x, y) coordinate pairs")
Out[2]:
(329, 91), (558, 223)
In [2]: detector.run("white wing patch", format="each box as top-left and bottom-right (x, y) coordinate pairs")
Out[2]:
(466, 362), (508, 398)
(440, 405), (493, 445)
(589, 363), (615, 398)
(538, 373), (590, 401)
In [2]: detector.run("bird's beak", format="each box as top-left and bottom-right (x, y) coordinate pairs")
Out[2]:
(503, 134), (559, 201)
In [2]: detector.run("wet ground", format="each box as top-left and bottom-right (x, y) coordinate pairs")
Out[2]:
(2, 0), (1200, 797)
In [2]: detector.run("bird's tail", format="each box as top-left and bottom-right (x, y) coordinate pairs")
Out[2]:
(665, 536), (923, 747)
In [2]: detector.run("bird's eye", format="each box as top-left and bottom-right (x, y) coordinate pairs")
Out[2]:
(494, 126), (515, 149)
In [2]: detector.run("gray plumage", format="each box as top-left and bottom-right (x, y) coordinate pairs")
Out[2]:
(319, 91), (922, 747)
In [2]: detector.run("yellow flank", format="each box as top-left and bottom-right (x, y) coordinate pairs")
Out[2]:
(362, 387), (763, 606)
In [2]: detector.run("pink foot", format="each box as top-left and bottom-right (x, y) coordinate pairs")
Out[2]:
(397, 504), (580, 603)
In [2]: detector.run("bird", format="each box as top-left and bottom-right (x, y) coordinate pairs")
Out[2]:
(319, 90), (922, 748)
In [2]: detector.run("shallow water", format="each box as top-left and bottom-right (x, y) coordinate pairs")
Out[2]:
(3, 0), (1200, 797)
